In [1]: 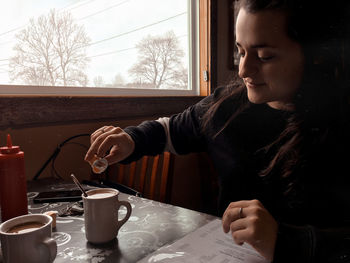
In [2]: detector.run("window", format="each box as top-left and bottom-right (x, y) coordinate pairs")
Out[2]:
(0, 0), (206, 96)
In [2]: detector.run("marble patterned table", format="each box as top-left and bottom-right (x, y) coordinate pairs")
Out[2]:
(1, 178), (216, 263)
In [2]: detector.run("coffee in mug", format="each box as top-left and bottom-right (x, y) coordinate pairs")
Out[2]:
(0, 214), (57, 263)
(6, 221), (45, 234)
(83, 188), (132, 244)
(86, 191), (115, 199)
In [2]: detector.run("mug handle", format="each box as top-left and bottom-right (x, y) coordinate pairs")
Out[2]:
(42, 237), (57, 263)
(116, 200), (132, 230)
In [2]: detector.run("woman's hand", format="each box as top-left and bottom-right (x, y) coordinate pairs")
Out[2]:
(84, 126), (135, 165)
(222, 199), (278, 262)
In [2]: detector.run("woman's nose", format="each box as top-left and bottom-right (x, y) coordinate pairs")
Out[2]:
(238, 55), (258, 79)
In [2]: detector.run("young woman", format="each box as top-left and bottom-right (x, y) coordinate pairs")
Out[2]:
(85, 0), (350, 261)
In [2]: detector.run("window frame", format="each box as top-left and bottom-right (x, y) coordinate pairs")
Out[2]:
(0, 0), (212, 127)
(0, 0), (207, 97)
(199, 0), (211, 96)
(0, 95), (204, 128)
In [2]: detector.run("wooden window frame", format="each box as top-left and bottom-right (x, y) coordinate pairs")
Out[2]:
(0, 0), (212, 127)
(199, 0), (211, 96)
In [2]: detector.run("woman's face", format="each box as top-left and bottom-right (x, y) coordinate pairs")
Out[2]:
(235, 8), (304, 110)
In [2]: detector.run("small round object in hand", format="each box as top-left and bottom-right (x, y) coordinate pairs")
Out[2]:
(91, 156), (108, 174)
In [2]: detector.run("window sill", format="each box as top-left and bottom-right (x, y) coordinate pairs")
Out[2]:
(0, 95), (204, 128)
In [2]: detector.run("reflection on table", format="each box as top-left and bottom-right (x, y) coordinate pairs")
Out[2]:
(25, 179), (216, 263)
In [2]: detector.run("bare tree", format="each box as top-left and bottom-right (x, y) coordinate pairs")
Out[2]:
(112, 73), (125, 87)
(173, 66), (188, 89)
(93, 76), (105, 87)
(128, 31), (187, 89)
(9, 9), (90, 86)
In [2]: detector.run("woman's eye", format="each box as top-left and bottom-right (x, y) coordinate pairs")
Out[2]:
(259, 56), (274, 62)
(238, 52), (245, 58)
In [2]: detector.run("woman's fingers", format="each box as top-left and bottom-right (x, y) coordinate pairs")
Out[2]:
(221, 199), (278, 262)
(231, 228), (251, 246)
(228, 218), (246, 245)
(85, 126), (134, 165)
(222, 200), (250, 233)
(94, 127), (123, 156)
(85, 132), (107, 162)
(90, 126), (113, 144)
(222, 207), (242, 233)
(98, 132), (135, 165)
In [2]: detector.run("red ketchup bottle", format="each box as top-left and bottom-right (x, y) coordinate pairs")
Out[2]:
(0, 134), (28, 222)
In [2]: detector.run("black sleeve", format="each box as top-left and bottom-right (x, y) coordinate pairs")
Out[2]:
(122, 89), (221, 162)
(274, 223), (350, 263)
(122, 95), (210, 163)
(168, 100), (209, 154)
(169, 88), (223, 154)
(274, 162), (350, 262)
(121, 120), (166, 163)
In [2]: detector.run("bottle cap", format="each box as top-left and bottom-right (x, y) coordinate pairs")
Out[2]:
(92, 157), (108, 174)
(0, 134), (20, 154)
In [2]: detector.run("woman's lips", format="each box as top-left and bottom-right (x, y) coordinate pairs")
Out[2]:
(245, 81), (265, 89)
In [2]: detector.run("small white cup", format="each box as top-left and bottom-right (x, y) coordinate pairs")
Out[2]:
(83, 188), (132, 244)
(0, 214), (57, 263)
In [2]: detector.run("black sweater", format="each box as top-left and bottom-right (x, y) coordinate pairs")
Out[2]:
(123, 89), (350, 263)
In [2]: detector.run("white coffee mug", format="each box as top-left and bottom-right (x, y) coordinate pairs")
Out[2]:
(0, 214), (57, 263)
(83, 188), (132, 243)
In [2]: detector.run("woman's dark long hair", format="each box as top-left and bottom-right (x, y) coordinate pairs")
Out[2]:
(202, 0), (350, 187)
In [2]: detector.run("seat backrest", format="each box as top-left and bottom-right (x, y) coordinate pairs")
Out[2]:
(106, 152), (174, 203)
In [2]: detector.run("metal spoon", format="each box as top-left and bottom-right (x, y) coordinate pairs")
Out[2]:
(70, 174), (88, 197)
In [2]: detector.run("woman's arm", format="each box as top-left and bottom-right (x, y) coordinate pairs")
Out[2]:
(122, 92), (215, 162)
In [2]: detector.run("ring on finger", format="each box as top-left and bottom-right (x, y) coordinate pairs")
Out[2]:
(239, 207), (243, 219)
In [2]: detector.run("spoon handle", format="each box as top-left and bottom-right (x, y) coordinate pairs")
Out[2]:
(71, 174), (88, 197)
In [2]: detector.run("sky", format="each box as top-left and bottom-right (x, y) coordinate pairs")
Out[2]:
(0, 0), (189, 86)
